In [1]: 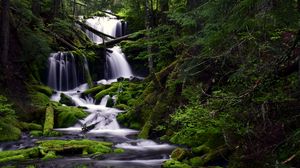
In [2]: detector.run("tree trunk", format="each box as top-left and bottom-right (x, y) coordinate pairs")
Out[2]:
(52, 0), (61, 18)
(1, 0), (10, 65)
(186, 0), (200, 10)
(145, 0), (154, 72)
(159, 0), (169, 23)
(31, 0), (41, 16)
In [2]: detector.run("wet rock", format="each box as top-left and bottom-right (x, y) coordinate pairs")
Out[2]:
(170, 148), (189, 161)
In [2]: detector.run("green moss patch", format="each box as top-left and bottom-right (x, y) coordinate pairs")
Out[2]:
(43, 106), (54, 135)
(54, 106), (88, 128)
(0, 139), (114, 164)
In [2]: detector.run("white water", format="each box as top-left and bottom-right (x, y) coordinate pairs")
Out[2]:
(47, 13), (173, 167)
(47, 53), (91, 91)
(107, 46), (133, 79)
(84, 15), (133, 79)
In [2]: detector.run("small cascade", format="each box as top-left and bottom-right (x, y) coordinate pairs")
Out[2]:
(100, 95), (111, 106)
(85, 16), (126, 44)
(83, 14), (133, 80)
(106, 46), (133, 79)
(47, 52), (78, 91)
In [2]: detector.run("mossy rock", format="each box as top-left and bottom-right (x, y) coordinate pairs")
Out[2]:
(29, 92), (50, 107)
(114, 148), (125, 154)
(30, 130), (43, 137)
(42, 151), (57, 161)
(31, 85), (53, 97)
(162, 159), (191, 168)
(0, 121), (21, 142)
(171, 148), (189, 161)
(189, 157), (204, 167)
(59, 93), (76, 106)
(192, 145), (211, 155)
(19, 122), (42, 131)
(83, 84), (108, 96)
(54, 106), (88, 128)
(138, 121), (152, 139)
(37, 139), (113, 155)
(106, 97), (115, 107)
(95, 83), (119, 100)
(114, 104), (129, 110)
(0, 147), (40, 163)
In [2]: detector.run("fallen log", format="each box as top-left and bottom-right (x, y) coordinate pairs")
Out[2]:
(105, 34), (131, 47)
(75, 20), (116, 40)
(44, 29), (78, 50)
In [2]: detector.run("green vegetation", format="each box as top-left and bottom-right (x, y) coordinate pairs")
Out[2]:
(53, 105), (88, 128)
(0, 0), (299, 167)
(0, 139), (113, 164)
(0, 95), (21, 142)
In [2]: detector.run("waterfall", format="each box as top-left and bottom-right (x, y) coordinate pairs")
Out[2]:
(106, 46), (133, 79)
(47, 52), (91, 91)
(84, 15), (133, 79)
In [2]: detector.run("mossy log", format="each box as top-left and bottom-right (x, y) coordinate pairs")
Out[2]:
(75, 20), (115, 40)
(43, 105), (54, 135)
(0, 140), (114, 163)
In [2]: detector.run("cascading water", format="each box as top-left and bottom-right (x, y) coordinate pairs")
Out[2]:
(84, 15), (133, 79)
(47, 52), (78, 91)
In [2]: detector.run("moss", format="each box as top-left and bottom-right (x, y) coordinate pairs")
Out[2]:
(43, 106), (54, 135)
(171, 148), (189, 161)
(38, 140), (112, 155)
(31, 85), (53, 97)
(43, 130), (62, 137)
(189, 157), (203, 167)
(114, 148), (125, 154)
(95, 84), (119, 100)
(114, 104), (129, 110)
(0, 155), (25, 163)
(54, 106), (88, 128)
(138, 121), (152, 139)
(42, 151), (57, 161)
(192, 145), (211, 155)
(83, 84), (108, 96)
(30, 92), (50, 107)
(162, 160), (191, 168)
(30, 130), (43, 137)
(0, 120), (21, 142)
(106, 97), (115, 107)
(59, 93), (75, 106)
(0, 147), (40, 163)
(19, 122), (43, 131)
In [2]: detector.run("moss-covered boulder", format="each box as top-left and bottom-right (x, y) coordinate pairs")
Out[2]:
(95, 83), (119, 100)
(42, 151), (57, 161)
(83, 84), (108, 96)
(54, 106), (88, 128)
(59, 93), (75, 106)
(31, 85), (53, 97)
(18, 122), (43, 131)
(29, 92), (50, 107)
(162, 160), (191, 168)
(171, 148), (189, 161)
(30, 130), (43, 137)
(0, 121), (21, 142)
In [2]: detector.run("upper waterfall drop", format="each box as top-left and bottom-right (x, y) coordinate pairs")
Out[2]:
(83, 14), (133, 79)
